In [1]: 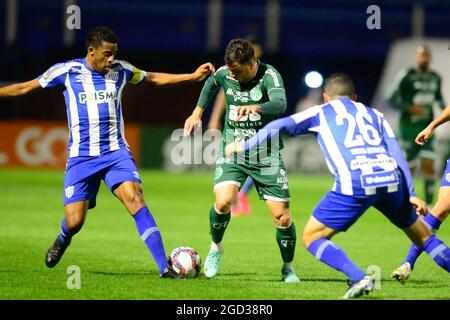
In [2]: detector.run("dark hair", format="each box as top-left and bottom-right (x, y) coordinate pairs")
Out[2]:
(324, 73), (355, 97)
(224, 39), (255, 65)
(85, 26), (118, 49)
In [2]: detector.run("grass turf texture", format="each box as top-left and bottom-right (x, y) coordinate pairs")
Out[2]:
(0, 168), (448, 300)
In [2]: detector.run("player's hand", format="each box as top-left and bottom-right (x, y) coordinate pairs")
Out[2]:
(409, 196), (428, 216)
(184, 115), (202, 136)
(225, 141), (244, 157)
(193, 63), (215, 82)
(415, 126), (434, 146)
(236, 105), (261, 122)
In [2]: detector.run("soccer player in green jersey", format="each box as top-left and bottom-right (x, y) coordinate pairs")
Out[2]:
(386, 45), (445, 206)
(207, 37), (264, 217)
(184, 39), (299, 282)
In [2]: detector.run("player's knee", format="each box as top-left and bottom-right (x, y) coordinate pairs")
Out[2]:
(66, 215), (85, 233)
(301, 230), (319, 249)
(275, 212), (291, 228)
(215, 199), (232, 213)
(433, 201), (450, 220)
(124, 191), (145, 208)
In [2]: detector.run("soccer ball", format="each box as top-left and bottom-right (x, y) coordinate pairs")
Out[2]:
(170, 247), (202, 278)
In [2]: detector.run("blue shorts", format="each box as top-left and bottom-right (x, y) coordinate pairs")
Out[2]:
(63, 149), (142, 209)
(440, 159), (450, 187)
(312, 177), (418, 232)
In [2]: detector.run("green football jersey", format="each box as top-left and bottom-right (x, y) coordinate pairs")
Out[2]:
(197, 61), (287, 161)
(386, 67), (445, 138)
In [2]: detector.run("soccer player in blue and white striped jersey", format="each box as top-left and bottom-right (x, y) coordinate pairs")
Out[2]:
(225, 73), (450, 298)
(0, 26), (215, 278)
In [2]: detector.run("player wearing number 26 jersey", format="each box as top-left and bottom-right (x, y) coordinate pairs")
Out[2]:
(227, 73), (450, 298)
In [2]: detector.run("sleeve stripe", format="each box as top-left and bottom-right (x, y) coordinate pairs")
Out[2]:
(290, 105), (321, 124)
(39, 64), (67, 88)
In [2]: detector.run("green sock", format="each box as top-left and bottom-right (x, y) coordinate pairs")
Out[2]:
(276, 222), (297, 263)
(424, 178), (435, 205)
(209, 206), (230, 244)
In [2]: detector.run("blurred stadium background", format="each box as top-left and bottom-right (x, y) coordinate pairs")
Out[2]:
(1, 0), (450, 173)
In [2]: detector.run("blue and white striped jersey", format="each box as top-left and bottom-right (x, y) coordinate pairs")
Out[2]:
(244, 97), (415, 197)
(38, 58), (146, 158)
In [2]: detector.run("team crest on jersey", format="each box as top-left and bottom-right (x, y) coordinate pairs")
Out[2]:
(446, 173), (450, 183)
(250, 87), (262, 101)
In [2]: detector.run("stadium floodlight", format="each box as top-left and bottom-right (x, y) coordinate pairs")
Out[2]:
(304, 71), (323, 89)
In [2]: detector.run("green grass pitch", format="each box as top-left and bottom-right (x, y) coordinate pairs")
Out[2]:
(0, 168), (448, 300)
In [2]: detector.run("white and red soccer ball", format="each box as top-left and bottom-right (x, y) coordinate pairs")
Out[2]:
(170, 247), (202, 278)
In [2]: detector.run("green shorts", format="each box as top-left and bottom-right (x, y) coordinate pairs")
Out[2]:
(213, 154), (290, 202)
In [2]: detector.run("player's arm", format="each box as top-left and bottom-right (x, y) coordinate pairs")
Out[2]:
(235, 69), (287, 121)
(382, 118), (427, 214)
(382, 119), (416, 196)
(184, 72), (220, 136)
(145, 63), (215, 87)
(226, 107), (319, 156)
(0, 79), (42, 98)
(416, 104), (450, 145)
(208, 89), (226, 130)
(235, 89), (287, 121)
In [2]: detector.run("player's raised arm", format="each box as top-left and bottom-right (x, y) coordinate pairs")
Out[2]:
(145, 62), (215, 87)
(416, 104), (450, 145)
(184, 66), (222, 136)
(0, 79), (42, 98)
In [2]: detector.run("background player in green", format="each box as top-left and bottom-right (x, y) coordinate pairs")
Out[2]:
(184, 39), (299, 282)
(386, 45), (445, 206)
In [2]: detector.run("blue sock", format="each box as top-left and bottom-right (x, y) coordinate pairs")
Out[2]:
(404, 213), (442, 269)
(308, 238), (366, 282)
(133, 207), (168, 275)
(422, 213), (442, 233)
(58, 217), (73, 245)
(422, 235), (450, 272)
(241, 177), (254, 194)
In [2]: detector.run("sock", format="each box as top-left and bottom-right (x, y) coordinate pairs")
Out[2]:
(422, 235), (450, 272)
(241, 177), (254, 194)
(210, 242), (224, 252)
(276, 222), (297, 263)
(58, 217), (74, 245)
(404, 213), (442, 269)
(308, 238), (366, 282)
(424, 178), (435, 205)
(422, 213), (442, 233)
(209, 206), (230, 244)
(133, 206), (168, 274)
